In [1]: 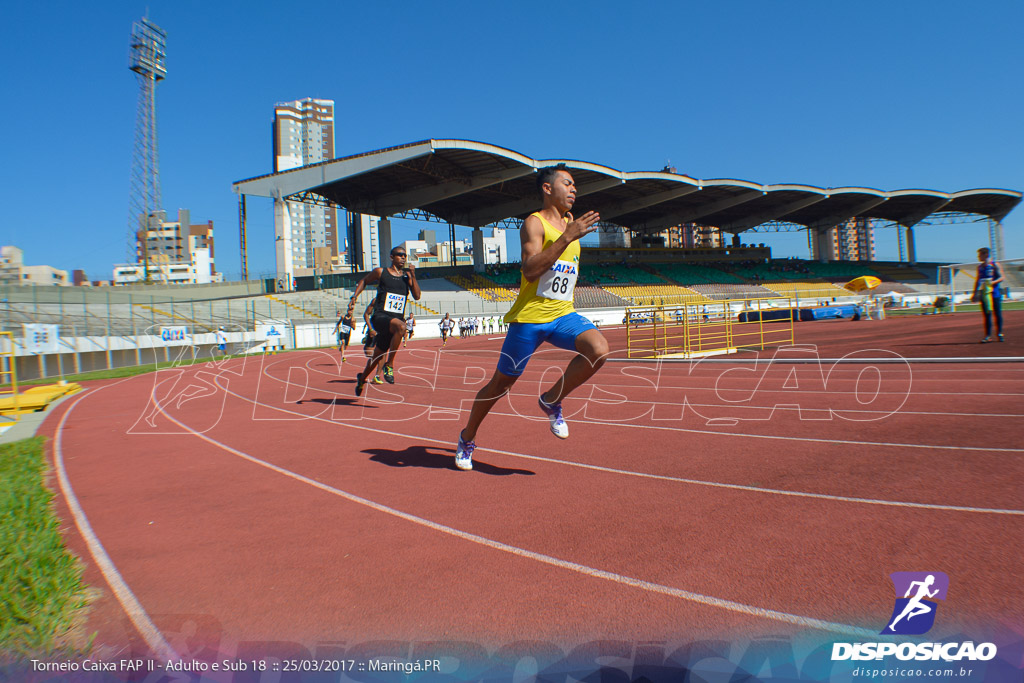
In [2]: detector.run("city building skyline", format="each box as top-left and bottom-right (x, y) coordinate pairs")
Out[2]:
(0, 246), (71, 286)
(113, 209), (220, 285)
(273, 98), (337, 280)
(810, 217), (876, 262)
(397, 228), (507, 268)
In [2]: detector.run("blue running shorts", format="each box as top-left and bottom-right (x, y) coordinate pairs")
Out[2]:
(496, 312), (597, 377)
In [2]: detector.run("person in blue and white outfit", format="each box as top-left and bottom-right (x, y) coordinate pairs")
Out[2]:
(972, 247), (1004, 343)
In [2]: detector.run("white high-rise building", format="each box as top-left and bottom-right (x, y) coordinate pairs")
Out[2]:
(347, 213), (381, 272)
(273, 98), (337, 280)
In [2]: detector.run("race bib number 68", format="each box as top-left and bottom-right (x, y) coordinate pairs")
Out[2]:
(537, 260), (578, 301)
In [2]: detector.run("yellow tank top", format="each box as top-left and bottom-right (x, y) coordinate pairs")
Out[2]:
(503, 213), (580, 324)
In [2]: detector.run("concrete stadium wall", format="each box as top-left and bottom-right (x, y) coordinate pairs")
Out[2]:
(0, 280), (267, 305)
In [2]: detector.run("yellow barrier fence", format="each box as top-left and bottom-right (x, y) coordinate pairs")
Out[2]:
(625, 298), (795, 359)
(0, 332), (19, 422)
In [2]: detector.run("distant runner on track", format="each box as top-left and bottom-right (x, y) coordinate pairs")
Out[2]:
(439, 313), (453, 346)
(332, 310), (355, 363)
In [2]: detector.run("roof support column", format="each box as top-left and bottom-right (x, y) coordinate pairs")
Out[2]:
(989, 219), (1005, 261)
(472, 228), (485, 273)
(274, 197), (294, 285)
(810, 227), (834, 262)
(378, 217), (393, 269)
(906, 226), (917, 265)
(238, 193), (248, 281)
(448, 222), (457, 267)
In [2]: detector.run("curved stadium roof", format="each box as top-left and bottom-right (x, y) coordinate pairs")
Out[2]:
(232, 139), (1021, 233)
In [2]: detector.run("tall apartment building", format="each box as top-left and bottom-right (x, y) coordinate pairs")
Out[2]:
(273, 98), (337, 279)
(810, 217), (875, 261)
(346, 213), (381, 272)
(837, 217), (875, 261)
(643, 223), (724, 249)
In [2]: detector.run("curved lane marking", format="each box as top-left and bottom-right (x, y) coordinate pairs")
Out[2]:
(216, 368), (1024, 515)
(53, 385), (178, 661)
(150, 385), (881, 639)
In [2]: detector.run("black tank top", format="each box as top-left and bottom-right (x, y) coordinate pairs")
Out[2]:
(373, 268), (411, 318)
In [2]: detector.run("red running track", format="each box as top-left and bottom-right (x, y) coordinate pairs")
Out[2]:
(42, 311), (1024, 660)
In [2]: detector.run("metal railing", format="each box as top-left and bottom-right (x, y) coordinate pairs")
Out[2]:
(626, 298), (796, 359)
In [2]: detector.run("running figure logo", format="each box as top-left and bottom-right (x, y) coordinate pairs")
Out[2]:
(881, 572), (949, 635)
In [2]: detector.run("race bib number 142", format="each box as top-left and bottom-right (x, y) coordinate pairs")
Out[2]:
(384, 293), (407, 314)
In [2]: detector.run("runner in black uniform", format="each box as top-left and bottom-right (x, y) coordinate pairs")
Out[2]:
(359, 302), (384, 384)
(361, 302), (377, 358)
(346, 246), (422, 396)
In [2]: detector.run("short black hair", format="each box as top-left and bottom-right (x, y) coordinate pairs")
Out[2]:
(536, 164), (570, 198)
(390, 246), (406, 256)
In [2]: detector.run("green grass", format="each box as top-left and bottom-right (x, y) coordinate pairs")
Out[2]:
(0, 437), (93, 657)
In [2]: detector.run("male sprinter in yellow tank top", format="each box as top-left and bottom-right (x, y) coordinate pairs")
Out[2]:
(454, 164), (609, 470)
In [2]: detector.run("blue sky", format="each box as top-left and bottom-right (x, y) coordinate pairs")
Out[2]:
(2, 0), (1022, 280)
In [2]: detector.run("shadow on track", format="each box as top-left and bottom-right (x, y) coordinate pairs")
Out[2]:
(297, 397), (371, 408)
(364, 446), (535, 476)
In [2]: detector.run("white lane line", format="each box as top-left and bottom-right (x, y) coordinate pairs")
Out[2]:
(150, 389), (881, 639)
(300, 355), (1024, 419)
(216, 369), (1024, 514)
(53, 387), (178, 662)
(259, 357), (1024, 454)
(299, 354), (1024, 419)
(326, 362), (1024, 398)
(611, 356), (1024, 365)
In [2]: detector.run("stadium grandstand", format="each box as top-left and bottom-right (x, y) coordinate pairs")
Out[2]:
(3, 253), (1021, 382)
(1, 138), (1019, 382)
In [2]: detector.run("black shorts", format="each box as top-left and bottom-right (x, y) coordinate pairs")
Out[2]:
(338, 332), (351, 346)
(371, 312), (403, 351)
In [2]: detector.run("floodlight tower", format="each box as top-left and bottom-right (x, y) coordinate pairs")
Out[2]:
(127, 18), (167, 281)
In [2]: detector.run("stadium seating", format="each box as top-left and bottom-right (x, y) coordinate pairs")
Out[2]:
(870, 263), (929, 282)
(761, 282), (853, 299)
(573, 286), (630, 308)
(802, 262), (882, 279)
(485, 268), (522, 286)
(601, 284), (710, 306)
(580, 264), (666, 286)
(655, 262), (746, 285)
(447, 274), (518, 302)
(688, 283), (782, 300)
